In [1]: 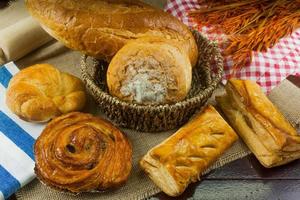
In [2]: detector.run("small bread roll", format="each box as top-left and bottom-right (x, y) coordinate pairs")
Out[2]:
(6, 64), (86, 122)
(107, 38), (192, 104)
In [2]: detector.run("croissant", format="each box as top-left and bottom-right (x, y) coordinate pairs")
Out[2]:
(140, 105), (238, 196)
(6, 64), (86, 122)
(217, 79), (300, 167)
(34, 112), (132, 193)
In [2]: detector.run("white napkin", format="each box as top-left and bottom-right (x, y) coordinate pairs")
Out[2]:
(0, 62), (44, 200)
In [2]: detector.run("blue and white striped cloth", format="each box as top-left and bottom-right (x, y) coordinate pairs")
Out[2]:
(0, 62), (44, 200)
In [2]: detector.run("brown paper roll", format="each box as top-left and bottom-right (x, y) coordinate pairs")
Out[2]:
(0, 17), (53, 65)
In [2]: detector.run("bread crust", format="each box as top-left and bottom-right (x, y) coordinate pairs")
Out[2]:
(140, 105), (238, 196)
(217, 79), (300, 168)
(25, 0), (198, 66)
(107, 37), (192, 104)
(6, 64), (86, 122)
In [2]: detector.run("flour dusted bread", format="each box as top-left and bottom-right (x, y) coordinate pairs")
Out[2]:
(140, 105), (238, 196)
(217, 79), (300, 168)
(107, 37), (192, 104)
(25, 0), (198, 67)
(6, 64), (86, 122)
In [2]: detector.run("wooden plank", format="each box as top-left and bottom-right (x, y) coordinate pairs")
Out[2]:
(153, 180), (300, 200)
(287, 75), (300, 88)
(206, 154), (300, 180)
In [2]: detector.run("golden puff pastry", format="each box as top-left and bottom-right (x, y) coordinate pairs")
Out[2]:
(216, 79), (300, 168)
(140, 105), (238, 196)
(6, 64), (86, 122)
(34, 112), (132, 193)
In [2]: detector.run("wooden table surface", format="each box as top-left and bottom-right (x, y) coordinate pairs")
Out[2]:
(153, 155), (300, 200)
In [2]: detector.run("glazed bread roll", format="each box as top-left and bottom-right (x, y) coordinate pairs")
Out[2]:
(217, 79), (300, 168)
(107, 37), (192, 104)
(6, 64), (86, 122)
(34, 112), (132, 193)
(140, 105), (238, 196)
(25, 0), (198, 67)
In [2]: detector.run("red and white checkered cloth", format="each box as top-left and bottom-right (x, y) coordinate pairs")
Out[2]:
(165, 0), (300, 93)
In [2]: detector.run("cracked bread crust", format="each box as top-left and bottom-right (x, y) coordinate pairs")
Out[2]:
(25, 0), (198, 66)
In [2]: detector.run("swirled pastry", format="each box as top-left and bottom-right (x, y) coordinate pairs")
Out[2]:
(217, 79), (300, 168)
(140, 105), (238, 196)
(6, 64), (86, 122)
(34, 112), (132, 193)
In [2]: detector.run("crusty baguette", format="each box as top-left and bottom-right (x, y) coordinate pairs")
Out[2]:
(216, 79), (300, 168)
(25, 0), (198, 66)
(140, 105), (238, 196)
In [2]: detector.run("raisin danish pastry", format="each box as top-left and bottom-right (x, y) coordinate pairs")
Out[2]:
(34, 112), (132, 193)
(217, 79), (300, 168)
(140, 105), (238, 196)
(6, 64), (86, 122)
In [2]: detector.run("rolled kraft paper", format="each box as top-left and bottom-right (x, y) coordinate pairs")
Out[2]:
(0, 17), (53, 65)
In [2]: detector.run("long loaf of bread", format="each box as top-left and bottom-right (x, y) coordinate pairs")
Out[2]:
(25, 0), (198, 66)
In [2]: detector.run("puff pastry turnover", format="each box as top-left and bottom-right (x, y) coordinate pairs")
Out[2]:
(34, 112), (132, 193)
(140, 105), (237, 196)
(217, 79), (300, 168)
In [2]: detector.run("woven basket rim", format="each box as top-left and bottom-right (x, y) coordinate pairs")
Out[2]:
(80, 31), (223, 111)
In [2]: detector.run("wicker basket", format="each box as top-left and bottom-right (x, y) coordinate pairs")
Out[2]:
(80, 31), (223, 132)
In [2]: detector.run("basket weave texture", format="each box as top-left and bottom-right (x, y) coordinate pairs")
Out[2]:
(80, 31), (224, 132)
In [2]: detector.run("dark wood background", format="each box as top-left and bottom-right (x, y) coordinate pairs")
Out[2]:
(154, 155), (300, 200)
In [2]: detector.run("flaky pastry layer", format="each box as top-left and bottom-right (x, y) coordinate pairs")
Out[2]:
(217, 79), (300, 168)
(140, 105), (237, 196)
(34, 112), (132, 193)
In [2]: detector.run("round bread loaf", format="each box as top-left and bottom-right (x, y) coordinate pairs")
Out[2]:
(6, 64), (86, 122)
(25, 0), (198, 66)
(107, 37), (192, 104)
